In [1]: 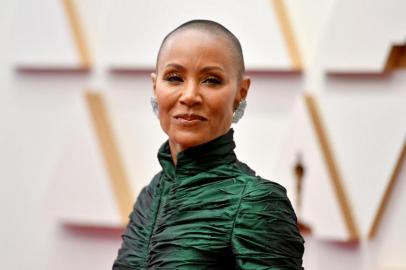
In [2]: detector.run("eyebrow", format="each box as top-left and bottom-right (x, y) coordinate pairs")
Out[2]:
(164, 63), (186, 71)
(163, 63), (225, 73)
(200, 65), (225, 73)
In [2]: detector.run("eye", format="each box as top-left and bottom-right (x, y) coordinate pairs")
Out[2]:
(164, 73), (183, 83)
(203, 76), (222, 86)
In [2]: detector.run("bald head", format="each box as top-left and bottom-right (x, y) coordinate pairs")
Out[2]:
(156, 19), (245, 79)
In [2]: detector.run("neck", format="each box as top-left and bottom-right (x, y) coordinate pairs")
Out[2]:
(168, 140), (185, 165)
(167, 129), (234, 166)
(158, 129), (237, 178)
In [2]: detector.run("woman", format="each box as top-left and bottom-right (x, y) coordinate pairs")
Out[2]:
(113, 19), (304, 269)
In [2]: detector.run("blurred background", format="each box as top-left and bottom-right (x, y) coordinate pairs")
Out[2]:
(1, 0), (405, 269)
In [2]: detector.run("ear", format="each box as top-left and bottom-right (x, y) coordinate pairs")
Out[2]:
(234, 76), (250, 108)
(239, 76), (250, 100)
(150, 72), (157, 95)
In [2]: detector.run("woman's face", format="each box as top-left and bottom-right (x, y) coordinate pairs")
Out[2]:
(151, 29), (250, 156)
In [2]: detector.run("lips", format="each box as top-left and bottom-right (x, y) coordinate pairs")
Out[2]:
(174, 113), (207, 121)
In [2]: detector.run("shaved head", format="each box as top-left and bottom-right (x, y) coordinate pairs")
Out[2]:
(156, 19), (245, 79)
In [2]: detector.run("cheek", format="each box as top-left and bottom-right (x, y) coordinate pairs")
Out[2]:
(155, 86), (176, 130)
(209, 91), (236, 122)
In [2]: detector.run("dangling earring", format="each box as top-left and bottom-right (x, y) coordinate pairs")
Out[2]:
(150, 97), (159, 118)
(232, 99), (247, 123)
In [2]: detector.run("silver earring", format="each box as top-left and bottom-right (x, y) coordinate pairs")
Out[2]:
(232, 99), (247, 123)
(150, 97), (159, 118)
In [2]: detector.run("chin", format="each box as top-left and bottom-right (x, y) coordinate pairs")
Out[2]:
(170, 129), (213, 150)
(175, 132), (208, 148)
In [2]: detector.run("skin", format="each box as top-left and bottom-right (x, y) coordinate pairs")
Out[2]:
(151, 29), (250, 164)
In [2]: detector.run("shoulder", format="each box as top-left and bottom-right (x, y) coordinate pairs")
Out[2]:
(231, 172), (305, 267)
(244, 176), (290, 203)
(238, 176), (297, 221)
(137, 171), (163, 197)
(233, 160), (290, 203)
(232, 160), (300, 231)
(129, 171), (163, 215)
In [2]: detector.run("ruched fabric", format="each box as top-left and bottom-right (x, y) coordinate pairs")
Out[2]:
(113, 129), (304, 269)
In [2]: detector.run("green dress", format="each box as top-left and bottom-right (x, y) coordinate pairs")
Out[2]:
(113, 129), (304, 269)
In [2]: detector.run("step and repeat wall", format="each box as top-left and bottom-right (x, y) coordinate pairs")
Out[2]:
(1, 0), (405, 269)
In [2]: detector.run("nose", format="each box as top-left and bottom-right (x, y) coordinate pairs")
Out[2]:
(179, 81), (202, 107)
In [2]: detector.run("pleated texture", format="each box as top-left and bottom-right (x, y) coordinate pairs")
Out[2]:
(113, 129), (304, 269)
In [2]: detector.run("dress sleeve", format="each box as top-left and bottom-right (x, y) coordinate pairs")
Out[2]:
(231, 179), (305, 270)
(112, 185), (149, 270)
(113, 169), (162, 269)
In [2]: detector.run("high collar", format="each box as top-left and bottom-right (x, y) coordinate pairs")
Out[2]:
(157, 129), (237, 180)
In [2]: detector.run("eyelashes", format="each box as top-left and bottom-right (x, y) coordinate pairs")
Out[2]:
(163, 73), (223, 86)
(164, 72), (183, 83)
(202, 76), (222, 86)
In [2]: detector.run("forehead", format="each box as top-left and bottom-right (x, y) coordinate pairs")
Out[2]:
(157, 29), (237, 70)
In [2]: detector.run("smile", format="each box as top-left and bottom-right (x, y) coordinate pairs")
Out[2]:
(174, 113), (207, 122)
